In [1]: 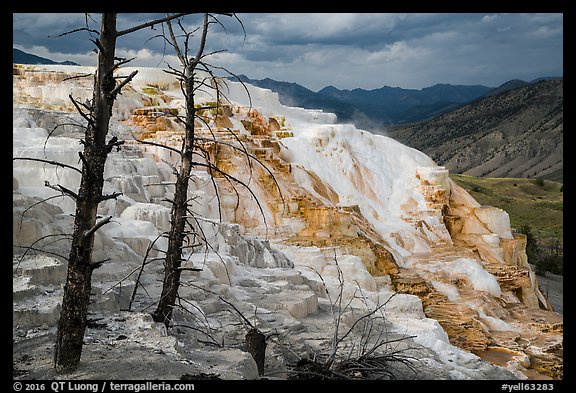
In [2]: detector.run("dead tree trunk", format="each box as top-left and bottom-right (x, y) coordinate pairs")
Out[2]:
(246, 328), (267, 376)
(149, 13), (279, 334)
(152, 14), (208, 326)
(151, 97), (195, 324)
(53, 12), (189, 374)
(54, 13), (118, 373)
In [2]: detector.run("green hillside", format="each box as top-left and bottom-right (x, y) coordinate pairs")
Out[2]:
(450, 174), (563, 241)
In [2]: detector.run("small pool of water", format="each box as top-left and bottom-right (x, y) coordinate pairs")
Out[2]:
(475, 347), (554, 380)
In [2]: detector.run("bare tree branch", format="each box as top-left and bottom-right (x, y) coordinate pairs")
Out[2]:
(165, 14), (186, 65)
(18, 195), (67, 228)
(13, 157), (82, 174)
(116, 13), (189, 37)
(90, 38), (105, 54)
(90, 258), (110, 270)
(44, 181), (79, 200)
(110, 70), (138, 96)
(45, 122), (87, 151)
(99, 192), (123, 202)
(63, 73), (95, 82)
(189, 14), (209, 70)
(14, 241), (70, 264)
(69, 94), (94, 126)
(112, 57), (136, 70)
(51, 27), (99, 38)
(83, 216), (112, 239)
(105, 136), (124, 153)
(134, 138), (182, 156)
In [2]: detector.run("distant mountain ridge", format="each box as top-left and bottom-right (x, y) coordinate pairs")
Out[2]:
(231, 74), (562, 129)
(479, 77), (561, 98)
(13, 48), (79, 66)
(233, 74), (496, 128)
(386, 79), (563, 182)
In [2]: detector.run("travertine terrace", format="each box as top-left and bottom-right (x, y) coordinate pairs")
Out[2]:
(13, 64), (562, 380)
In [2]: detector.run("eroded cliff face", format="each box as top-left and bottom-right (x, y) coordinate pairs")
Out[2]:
(405, 168), (562, 378)
(12, 65), (562, 379)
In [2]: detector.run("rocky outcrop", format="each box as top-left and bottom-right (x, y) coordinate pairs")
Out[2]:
(445, 178), (548, 310)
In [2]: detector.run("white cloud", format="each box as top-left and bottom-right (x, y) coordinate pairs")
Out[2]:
(528, 25), (563, 39)
(481, 14), (500, 23)
(366, 41), (426, 63)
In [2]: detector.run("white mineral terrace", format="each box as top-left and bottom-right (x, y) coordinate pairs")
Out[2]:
(12, 64), (562, 380)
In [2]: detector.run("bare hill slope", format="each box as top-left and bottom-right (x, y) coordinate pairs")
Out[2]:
(386, 79), (563, 181)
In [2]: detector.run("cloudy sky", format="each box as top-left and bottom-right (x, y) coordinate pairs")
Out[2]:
(13, 13), (563, 91)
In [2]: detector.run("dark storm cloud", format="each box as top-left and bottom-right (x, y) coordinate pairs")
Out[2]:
(13, 13), (563, 91)
(13, 13), (91, 54)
